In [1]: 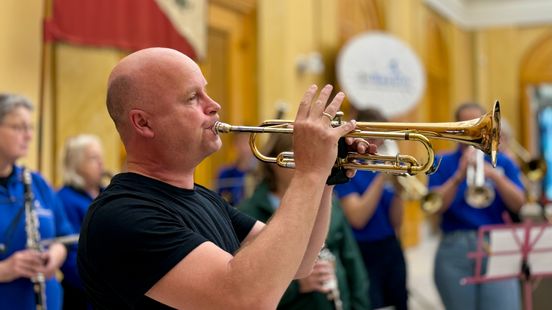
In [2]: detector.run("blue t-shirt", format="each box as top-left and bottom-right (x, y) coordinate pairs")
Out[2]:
(0, 165), (73, 310)
(428, 148), (525, 232)
(334, 171), (396, 242)
(216, 165), (247, 206)
(57, 185), (97, 290)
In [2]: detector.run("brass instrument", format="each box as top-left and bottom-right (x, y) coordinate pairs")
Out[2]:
(378, 141), (443, 213)
(465, 148), (495, 208)
(23, 169), (47, 310)
(214, 101), (501, 176)
(396, 176), (443, 214)
(508, 138), (547, 182)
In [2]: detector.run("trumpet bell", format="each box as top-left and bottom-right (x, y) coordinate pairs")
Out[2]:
(353, 101), (501, 167)
(465, 185), (495, 208)
(523, 158), (547, 182)
(421, 192), (443, 214)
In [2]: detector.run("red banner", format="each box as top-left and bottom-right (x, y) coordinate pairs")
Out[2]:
(44, 0), (198, 59)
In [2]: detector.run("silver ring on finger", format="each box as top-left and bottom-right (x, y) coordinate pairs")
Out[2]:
(322, 112), (333, 122)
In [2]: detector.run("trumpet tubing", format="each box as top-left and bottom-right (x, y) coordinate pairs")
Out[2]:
(507, 138), (547, 182)
(396, 176), (443, 214)
(214, 101), (501, 176)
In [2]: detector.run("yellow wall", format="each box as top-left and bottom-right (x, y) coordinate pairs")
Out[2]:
(1, 0), (552, 193)
(54, 45), (123, 184)
(475, 26), (552, 142)
(258, 0), (336, 119)
(0, 1), (45, 170)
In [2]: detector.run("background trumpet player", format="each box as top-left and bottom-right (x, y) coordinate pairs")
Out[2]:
(239, 133), (369, 310)
(334, 108), (408, 310)
(428, 102), (526, 310)
(0, 94), (73, 309)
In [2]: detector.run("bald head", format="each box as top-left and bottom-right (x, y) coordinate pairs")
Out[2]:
(106, 48), (197, 134)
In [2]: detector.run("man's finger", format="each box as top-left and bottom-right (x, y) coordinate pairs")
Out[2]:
(310, 85), (333, 119)
(334, 120), (356, 138)
(296, 84), (318, 121)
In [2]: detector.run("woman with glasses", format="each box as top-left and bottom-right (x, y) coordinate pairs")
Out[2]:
(0, 93), (73, 309)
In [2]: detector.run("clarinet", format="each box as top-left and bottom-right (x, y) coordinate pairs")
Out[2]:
(318, 248), (343, 310)
(23, 169), (47, 310)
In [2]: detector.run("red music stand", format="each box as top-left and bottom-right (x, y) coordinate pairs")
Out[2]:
(461, 221), (552, 310)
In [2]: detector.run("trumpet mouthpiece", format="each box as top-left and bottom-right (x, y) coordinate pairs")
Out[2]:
(213, 121), (232, 134)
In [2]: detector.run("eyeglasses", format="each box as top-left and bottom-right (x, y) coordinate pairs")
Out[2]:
(0, 123), (35, 134)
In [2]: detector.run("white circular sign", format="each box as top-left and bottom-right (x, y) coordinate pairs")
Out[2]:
(336, 32), (426, 117)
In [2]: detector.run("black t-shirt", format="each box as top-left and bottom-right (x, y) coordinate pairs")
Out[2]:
(77, 173), (257, 309)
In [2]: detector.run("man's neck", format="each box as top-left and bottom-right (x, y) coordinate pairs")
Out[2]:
(126, 161), (195, 189)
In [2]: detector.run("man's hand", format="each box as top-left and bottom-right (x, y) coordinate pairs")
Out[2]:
(343, 136), (377, 179)
(292, 85), (356, 181)
(454, 146), (475, 182)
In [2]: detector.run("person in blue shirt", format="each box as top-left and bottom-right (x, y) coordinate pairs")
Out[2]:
(334, 108), (408, 310)
(57, 134), (106, 309)
(216, 132), (256, 206)
(428, 102), (526, 310)
(0, 93), (73, 310)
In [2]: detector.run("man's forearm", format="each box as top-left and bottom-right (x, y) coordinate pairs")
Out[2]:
(229, 172), (326, 302)
(295, 185), (333, 277)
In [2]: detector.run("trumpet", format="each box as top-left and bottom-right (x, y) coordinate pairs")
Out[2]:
(507, 138), (547, 182)
(214, 101), (501, 176)
(378, 141), (443, 213)
(465, 148), (495, 208)
(395, 176), (443, 214)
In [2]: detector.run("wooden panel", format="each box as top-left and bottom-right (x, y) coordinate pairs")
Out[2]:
(54, 44), (123, 185)
(195, 29), (230, 189)
(521, 33), (552, 83)
(519, 32), (552, 149)
(194, 1), (257, 189)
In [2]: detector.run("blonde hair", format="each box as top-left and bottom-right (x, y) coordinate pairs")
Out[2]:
(62, 134), (102, 188)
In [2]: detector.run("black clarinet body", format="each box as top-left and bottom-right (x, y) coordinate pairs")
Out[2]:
(23, 169), (47, 310)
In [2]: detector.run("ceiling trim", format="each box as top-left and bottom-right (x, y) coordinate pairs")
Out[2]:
(424, 0), (552, 29)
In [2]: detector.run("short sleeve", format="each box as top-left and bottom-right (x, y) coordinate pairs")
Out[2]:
(84, 199), (206, 304)
(224, 201), (257, 242)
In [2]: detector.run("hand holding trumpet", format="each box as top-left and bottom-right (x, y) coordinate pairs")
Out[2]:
(291, 84), (375, 183)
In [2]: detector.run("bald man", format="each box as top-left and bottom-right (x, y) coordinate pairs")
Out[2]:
(77, 47), (373, 309)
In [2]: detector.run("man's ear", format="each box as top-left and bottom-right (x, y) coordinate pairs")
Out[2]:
(129, 109), (154, 138)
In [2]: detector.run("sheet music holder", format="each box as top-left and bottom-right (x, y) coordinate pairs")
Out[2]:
(461, 221), (552, 310)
